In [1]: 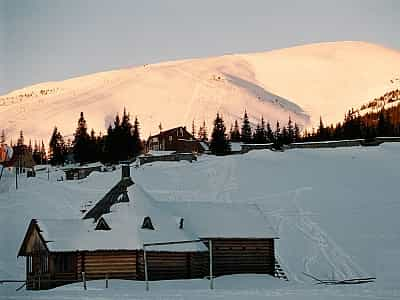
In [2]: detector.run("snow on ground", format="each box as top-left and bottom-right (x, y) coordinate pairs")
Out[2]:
(1, 143), (400, 299)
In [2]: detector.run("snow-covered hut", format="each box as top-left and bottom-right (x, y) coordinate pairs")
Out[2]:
(18, 167), (278, 290)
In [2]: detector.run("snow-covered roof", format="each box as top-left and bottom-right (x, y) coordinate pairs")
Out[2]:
(162, 201), (278, 239)
(35, 184), (206, 252)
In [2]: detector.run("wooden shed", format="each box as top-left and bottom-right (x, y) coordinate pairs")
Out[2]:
(18, 168), (278, 290)
(63, 164), (102, 180)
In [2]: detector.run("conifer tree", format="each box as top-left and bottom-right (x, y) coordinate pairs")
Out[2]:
(72, 112), (91, 164)
(266, 121), (274, 143)
(253, 117), (267, 143)
(132, 116), (144, 157)
(40, 140), (47, 164)
(287, 116), (295, 143)
(294, 123), (301, 142)
(191, 120), (196, 137)
(210, 113), (231, 155)
(49, 127), (65, 165)
(275, 121), (281, 142)
(198, 121), (208, 142)
(17, 130), (24, 146)
(241, 110), (252, 143)
(230, 120), (241, 142)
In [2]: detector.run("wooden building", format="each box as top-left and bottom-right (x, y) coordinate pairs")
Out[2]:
(147, 126), (208, 153)
(63, 164), (102, 180)
(3, 144), (35, 173)
(18, 167), (278, 290)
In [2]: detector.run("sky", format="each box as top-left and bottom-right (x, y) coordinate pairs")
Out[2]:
(1, 0), (399, 95)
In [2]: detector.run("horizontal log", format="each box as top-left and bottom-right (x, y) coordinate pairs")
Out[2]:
(84, 256), (136, 261)
(84, 261), (136, 267)
(83, 251), (136, 255)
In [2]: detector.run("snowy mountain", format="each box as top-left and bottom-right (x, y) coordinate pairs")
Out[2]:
(1, 41), (400, 142)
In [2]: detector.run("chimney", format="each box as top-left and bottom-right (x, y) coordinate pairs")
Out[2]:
(122, 164), (130, 180)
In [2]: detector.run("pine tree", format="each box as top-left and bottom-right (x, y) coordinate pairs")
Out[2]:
(132, 116), (144, 157)
(191, 120), (196, 137)
(275, 121), (281, 141)
(241, 110), (252, 143)
(49, 127), (65, 165)
(230, 120), (241, 142)
(28, 139), (33, 154)
(266, 121), (274, 143)
(17, 130), (24, 146)
(198, 121), (208, 142)
(32, 140), (41, 164)
(40, 140), (47, 164)
(377, 109), (387, 136)
(294, 123), (301, 142)
(317, 116), (325, 141)
(287, 116), (295, 143)
(210, 113), (231, 155)
(72, 112), (91, 164)
(253, 117), (267, 143)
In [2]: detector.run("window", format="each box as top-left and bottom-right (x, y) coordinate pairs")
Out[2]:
(54, 254), (74, 273)
(27, 256), (33, 273)
(95, 217), (111, 231)
(169, 135), (172, 142)
(41, 255), (48, 273)
(141, 216), (155, 230)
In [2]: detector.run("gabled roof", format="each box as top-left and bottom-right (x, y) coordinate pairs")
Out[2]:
(18, 219), (49, 257)
(83, 177), (134, 221)
(148, 126), (198, 141)
(23, 184), (206, 253)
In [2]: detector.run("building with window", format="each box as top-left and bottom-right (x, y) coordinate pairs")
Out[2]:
(18, 167), (278, 290)
(147, 126), (208, 153)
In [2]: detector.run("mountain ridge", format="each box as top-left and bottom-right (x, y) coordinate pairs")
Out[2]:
(1, 41), (399, 143)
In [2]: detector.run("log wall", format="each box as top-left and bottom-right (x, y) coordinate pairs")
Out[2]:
(137, 251), (208, 280)
(205, 238), (275, 276)
(78, 250), (137, 280)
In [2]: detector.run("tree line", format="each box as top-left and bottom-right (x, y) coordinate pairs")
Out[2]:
(49, 109), (144, 165)
(208, 111), (301, 155)
(2, 101), (400, 163)
(303, 105), (400, 142)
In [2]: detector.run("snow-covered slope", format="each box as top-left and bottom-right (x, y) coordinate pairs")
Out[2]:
(1, 144), (400, 298)
(1, 41), (400, 143)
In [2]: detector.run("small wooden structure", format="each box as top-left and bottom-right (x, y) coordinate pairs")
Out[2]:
(63, 164), (102, 180)
(3, 144), (35, 173)
(138, 152), (197, 166)
(18, 167), (278, 290)
(147, 126), (208, 153)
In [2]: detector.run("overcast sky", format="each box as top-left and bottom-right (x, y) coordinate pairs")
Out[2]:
(1, 0), (399, 95)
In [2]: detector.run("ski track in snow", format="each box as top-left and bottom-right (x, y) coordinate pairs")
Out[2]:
(255, 187), (367, 282)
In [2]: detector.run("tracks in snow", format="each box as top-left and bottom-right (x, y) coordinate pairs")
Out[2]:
(256, 187), (367, 282)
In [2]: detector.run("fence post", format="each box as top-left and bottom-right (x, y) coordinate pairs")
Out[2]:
(82, 272), (87, 290)
(105, 273), (108, 288)
(209, 239), (214, 290)
(144, 246), (149, 291)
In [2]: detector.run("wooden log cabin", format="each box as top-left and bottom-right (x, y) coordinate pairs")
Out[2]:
(18, 166), (278, 290)
(147, 126), (208, 153)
